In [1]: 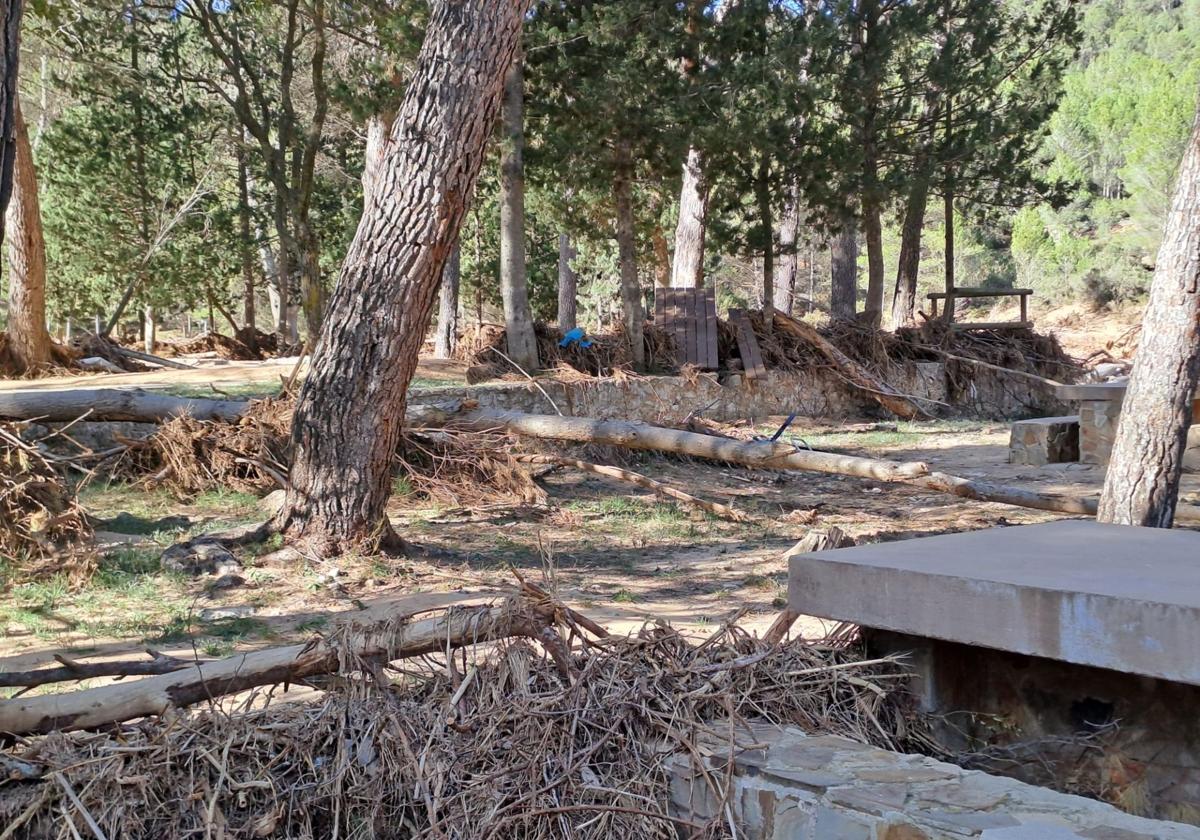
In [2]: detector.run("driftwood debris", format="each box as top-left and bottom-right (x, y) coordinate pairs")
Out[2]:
(773, 312), (925, 419)
(0, 388), (249, 423)
(0, 650), (197, 690)
(110, 344), (196, 371)
(763, 527), (851, 645)
(515, 453), (751, 522)
(0, 596), (559, 736)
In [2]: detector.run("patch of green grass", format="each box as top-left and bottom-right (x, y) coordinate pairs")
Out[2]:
(392, 476), (414, 499)
(201, 639), (235, 658)
(192, 488), (261, 515)
(611, 589), (637, 604)
(202, 616), (272, 642)
(295, 617), (329, 633)
(742, 574), (776, 591)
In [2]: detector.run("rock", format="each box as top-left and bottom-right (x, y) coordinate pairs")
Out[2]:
(210, 573), (246, 590)
(199, 605), (256, 622)
(259, 488), (287, 515)
(162, 540), (241, 576)
(77, 356), (124, 373)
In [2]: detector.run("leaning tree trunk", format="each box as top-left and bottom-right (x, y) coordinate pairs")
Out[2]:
(0, 0), (16, 246)
(671, 146), (707, 288)
(613, 138), (645, 369)
(557, 231), (577, 332)
(498, 53), (539, 371)
(5, 95), (53, 372)
(774, 180), (800, 317)
(830, 223), (858, 322)
(891, 175), (929, 329)
(275, 0), (530, 554)
(1097, 101), (1200, 528)
(434, 240), (460, 359)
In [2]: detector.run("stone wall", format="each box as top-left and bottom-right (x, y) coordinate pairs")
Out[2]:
(412, 362), (1062, 426)
(668, 722), (1200, 839)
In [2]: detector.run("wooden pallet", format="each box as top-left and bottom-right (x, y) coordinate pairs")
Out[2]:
(654, 287), (719, 369)
(727, 308), (767, 380)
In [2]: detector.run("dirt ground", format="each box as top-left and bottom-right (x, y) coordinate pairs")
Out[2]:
(6, 412), (1185, 696)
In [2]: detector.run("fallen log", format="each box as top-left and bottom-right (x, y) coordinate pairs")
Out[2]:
(0, 650), (199, 689)
(0, 388), (250, 423)
(515, 453), (752, 522)
(447, 408), (1200, 522)
(451, 410), (930, 482)
(773, 312), (926, 420)
(111, 345), (195, 371)
(0, 596), (554, 736)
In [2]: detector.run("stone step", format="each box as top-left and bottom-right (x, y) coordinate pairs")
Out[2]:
(1009, 415), (1080, 465)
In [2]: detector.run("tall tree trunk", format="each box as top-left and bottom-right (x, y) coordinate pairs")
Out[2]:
(651, 222), (671, 287)
(830, 223), (858, 322)
(1097, 104), (1200, 528)
(272, 191), (293, 340)
(0, 0), (21, 258)
(557, 232), (577, 332)
(498, 53), (538, 371)
(756, 157), (774, 330)
(862, 202), (885, 329)
(891, 176), (930, 330)
(613, 139), (645, 369)
(774, 180), (800, 316)
(275, 0), (529, 554)
(361, 112), (393, 204)
(943, 183), (955, 309)
(5, 96), (52, 372)
(142, 305), (155, 354)
(237, 144), (256, 337)
(434, 240), (460, 359)
(671, 146), (707, 288)
(296, 222), (323, 347)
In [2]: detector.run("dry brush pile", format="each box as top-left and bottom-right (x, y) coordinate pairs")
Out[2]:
(0, 424), (93, 585)
(0, 597), (925, 839)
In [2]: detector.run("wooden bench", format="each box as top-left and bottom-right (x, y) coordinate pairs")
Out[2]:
(927, 286), (1033, 330)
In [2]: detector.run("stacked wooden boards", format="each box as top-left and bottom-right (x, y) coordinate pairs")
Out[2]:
(654, 287), (720, 370)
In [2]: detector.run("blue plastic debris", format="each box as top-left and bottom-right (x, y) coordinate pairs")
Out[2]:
(558, 327), (593, 349)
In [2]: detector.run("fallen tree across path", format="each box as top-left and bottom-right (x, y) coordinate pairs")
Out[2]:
(0, 595), (562, 736)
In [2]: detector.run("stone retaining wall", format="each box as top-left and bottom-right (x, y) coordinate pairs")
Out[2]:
(668, 722), (1200, 839)
(412, 362), (1062, 425)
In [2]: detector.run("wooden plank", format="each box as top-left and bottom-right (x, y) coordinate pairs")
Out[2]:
(694, 288), (710, 369)
(729, 308), (767, 380)
(684, 289), (698, 366)
(670, 290), (688, 365)
(927, 288), (1034, 300)
(703, 287), (720, 369)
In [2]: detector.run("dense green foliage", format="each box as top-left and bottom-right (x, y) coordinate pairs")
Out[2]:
(4, 0), (1194, 344)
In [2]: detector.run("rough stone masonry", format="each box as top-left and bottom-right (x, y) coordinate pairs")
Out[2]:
(668, 723), (1200, 839)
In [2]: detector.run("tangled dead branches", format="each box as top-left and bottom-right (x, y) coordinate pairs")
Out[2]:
(0, 614), (923, 839)
(0, 424), (93, 585)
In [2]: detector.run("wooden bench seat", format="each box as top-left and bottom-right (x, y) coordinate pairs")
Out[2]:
(927, 287), (1032, 325)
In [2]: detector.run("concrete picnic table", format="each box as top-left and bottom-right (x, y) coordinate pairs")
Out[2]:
(1054, 379), (1200, 463)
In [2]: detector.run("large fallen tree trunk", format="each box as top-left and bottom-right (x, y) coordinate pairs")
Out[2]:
(0, 388), (250, 423)
(0, 596), (552, 736)
(451, 410), (930, 481)
(448, 408), (1183, 521)
(773, 311), (926, 420)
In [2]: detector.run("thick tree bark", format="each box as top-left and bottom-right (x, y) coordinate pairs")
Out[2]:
(361, 112), (393, 203)
(236, 145), (256, 336)
(890, 176), (929, 329)
(1097, 103), (1200, 528)
(774, 181), (800, 316)
(671, 146), (707, 288)
(434, 240), (460, 359)
(498, 54), (539, 371)
(0, 0), (17, 243)
(613, 139), (645, 369)
(830, 223), (858, 321)
(275, 0), (529, 554)
(5, 95), (53, 372)
(557, 232), (577, 332)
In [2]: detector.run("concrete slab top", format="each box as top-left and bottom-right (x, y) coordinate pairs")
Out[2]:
(1054, 380), (1129, 401)
(788, 520), (1200, 684)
